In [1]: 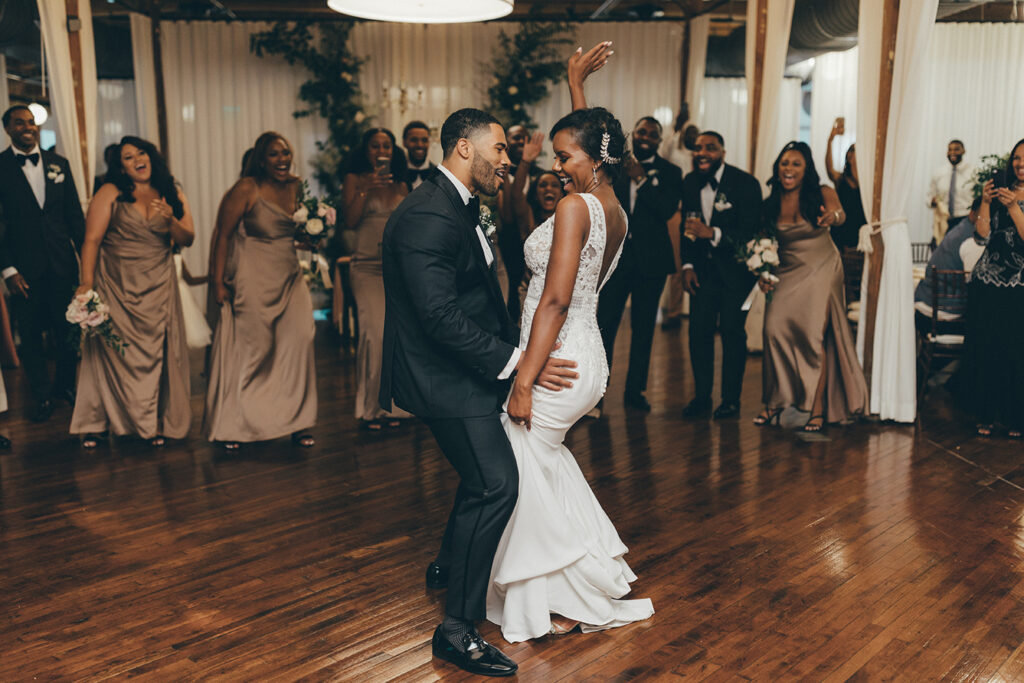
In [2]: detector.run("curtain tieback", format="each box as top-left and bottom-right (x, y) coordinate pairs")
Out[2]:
(857, 218), (907, 254)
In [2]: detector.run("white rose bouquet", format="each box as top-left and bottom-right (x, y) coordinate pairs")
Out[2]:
(65, 289), (127, 354)
(292, 180), (336, 246)
(737, 234), (781, 300)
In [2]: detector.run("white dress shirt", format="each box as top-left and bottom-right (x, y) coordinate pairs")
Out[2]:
(436, 164), (520, 378)
(659, 129), (695, 175)
(682, 164), (725, 270)
(927, 160), (976, 218)
(3, 145), (46, 280)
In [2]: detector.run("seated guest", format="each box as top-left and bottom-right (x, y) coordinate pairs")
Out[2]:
(525, 170), (564, 228)
(914, 197), (986, 333)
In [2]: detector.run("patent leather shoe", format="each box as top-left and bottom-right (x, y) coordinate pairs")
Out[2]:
(425, 562), (448, 589)
(624, 393), (651, 412)
(431, 625), (517, 677)
(681, 399), (711, 418)
(713, 402), (740, 420)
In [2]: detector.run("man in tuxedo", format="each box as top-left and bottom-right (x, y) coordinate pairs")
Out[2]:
(680, 131), (762, 420)
(0, 105), (85, 422)
(380, 108), (575, 676)
(597, 116), (683, 411)
(402, 120), (436, 192)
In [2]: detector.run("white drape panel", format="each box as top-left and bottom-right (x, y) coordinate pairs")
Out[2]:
(96, 80), (139, 159)
(809, 47), (858, 186)
(700, 77), (802, 177)
(0, 55), (9, 116)
(685, 15), (710, 126)
(37, 0), (90, 203)
(350, 22), (684, 166)
(77, 0), (98, 190)
(745, 0), (796, 185)
(160, 21), (330, 277)
(129, 13), (161, 143)
(855, 0), (938, 423)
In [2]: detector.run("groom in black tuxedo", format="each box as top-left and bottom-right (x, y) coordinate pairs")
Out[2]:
(0, 105), (85, 422)
(597, 116), (683, 411)
(381, 108), (575, 677)
(680, 131), (762, 419)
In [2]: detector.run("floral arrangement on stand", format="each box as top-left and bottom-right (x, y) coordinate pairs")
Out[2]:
(251, 21), (368, 195)
(482, 22), (576, 128)
(66, 290), (127, 355)
(972, 153), (1011, 199)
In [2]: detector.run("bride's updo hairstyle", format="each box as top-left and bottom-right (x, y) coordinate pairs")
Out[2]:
(549, 107), (627, 180)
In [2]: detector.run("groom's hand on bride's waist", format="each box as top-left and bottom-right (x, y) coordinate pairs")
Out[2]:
(536, 355), (578, 391)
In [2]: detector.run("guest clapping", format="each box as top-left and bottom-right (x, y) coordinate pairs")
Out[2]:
(756, 141), (866, 432)
(71, 136), (195, 448)
(204, 132), (317, 450)
(342, 128), (410, 430)
(960, 139), (1024, 438)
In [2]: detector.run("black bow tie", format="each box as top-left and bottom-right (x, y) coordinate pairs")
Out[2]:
(466, 196), (480, 226)
(408, 166), (429, 182)
(704, 176), (719, 191)
(17, 152), (39, 167)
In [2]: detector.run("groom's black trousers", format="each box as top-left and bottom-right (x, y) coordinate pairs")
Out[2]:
(425, 409), (518, 621)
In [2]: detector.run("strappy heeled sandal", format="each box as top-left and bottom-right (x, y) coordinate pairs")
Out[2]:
(82, 432), (108, 449)
(292, 432), (315, 448)
(976, 423), (994, 437)
(753, 408), (783, 426)
(802, 414), (826, 433)
(548, 615), (580, 635)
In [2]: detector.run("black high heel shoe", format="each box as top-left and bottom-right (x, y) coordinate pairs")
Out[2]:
(802, 414), (826, 432)
(753, 408), (783, 426)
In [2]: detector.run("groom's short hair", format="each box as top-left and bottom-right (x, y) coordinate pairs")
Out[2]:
(441, 109), (501, 158)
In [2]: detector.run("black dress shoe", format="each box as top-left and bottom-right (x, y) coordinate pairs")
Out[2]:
(681, 399), (711, 418)
(713, 402), (740, 420)
(425, 562), (449, 589)
(624, 393), (651, 411)
(0, 434), (11, 449)
(30, 399), (54, 423)
(432, 625), (517, 677)
(56, 388), (76, 406)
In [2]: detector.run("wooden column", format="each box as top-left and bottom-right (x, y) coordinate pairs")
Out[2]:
(64, 0), (90, 196)
(748, 0), (768, 172)
(149, 0), (169, 155)
(680, 19), (691, 111)
(860, 0), (901, 388)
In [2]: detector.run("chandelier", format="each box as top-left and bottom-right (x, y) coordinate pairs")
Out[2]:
(327, 0), (514, 23)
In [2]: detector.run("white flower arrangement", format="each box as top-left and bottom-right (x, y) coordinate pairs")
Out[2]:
(480, 204), (498, 238)
(737, 234), (781, 299)
(292, 180), (335, 245)
(646, 167), (660, 187)
(46, 163), (65, 184)
(65, 289), (127, 354)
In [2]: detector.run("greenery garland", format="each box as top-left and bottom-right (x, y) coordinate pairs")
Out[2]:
(250, 21), (367, 194)
(482, 22), (576, 129)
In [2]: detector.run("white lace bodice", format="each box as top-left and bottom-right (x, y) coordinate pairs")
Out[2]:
(519, 193), (625, 379)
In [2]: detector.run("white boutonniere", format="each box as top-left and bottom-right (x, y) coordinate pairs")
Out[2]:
(714, 191), (731, 212)
(46, 163), (64, 184)
(646, 167), (660, 187)
(480, 204), (497, 238)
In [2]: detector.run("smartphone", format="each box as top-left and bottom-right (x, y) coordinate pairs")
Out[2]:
(991, 168), (1003, 188)
(375, 156), (390, 176)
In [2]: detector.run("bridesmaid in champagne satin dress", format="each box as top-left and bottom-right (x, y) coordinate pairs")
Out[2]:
(71, 137), (195, 447)
(756, 142), (867, 431)
(203, 132), (317, 449)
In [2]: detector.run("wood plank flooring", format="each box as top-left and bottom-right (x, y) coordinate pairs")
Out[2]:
(1, 319), (1023, 681)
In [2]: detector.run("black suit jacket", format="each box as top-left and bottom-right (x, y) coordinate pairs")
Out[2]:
(380, 172), (519, 419)
(680, 163), (762, 289)
(0, 147), (85, 283)
(613, 155), (683, 278)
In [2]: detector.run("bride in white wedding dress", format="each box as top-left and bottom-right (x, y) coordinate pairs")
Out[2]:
(486, 42), (654, 643)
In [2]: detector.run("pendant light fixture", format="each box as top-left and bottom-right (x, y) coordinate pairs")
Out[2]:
(327, 0), (513, 23)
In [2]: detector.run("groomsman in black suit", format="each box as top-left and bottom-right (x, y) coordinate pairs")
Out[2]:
(597, 116), (683, 411)
(0, 105), (85, 422)
(680, 131), (762, 420)
(402, 120), (437, 192)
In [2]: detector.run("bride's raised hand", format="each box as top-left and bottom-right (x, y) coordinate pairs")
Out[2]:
(568, 41), (613, 87)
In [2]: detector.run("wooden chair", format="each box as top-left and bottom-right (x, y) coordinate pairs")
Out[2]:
(841, 248), (864, 333)
(333, 256), (358, 348)
(911, 242), (933, 265)
(916, 267), (968, 403)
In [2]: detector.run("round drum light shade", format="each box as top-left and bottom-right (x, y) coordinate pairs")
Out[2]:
(327, 0), (513, 23)
(28, 103), (48, 126)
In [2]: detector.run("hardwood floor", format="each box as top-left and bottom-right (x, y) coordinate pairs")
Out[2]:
(1, 320), (1023, 681)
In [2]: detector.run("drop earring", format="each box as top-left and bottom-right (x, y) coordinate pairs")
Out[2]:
(589, 166), (600, 191)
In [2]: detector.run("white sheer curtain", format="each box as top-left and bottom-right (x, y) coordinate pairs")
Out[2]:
(129, 13), (160, 143)
(745, 0), (796, 184)
(36, 0), (97, 203)
(809, 47), (858, 186)
(77, 0), (98, 189)
(686, 15), (710, 127)
(351, 21), (684, 167)
(700, 77), (802, 177)
(159, 21), (330, 277)
(855, 0), (938, 423)
(96, 80), (138, 158)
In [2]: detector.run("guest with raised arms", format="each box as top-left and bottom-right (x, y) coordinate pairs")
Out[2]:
(679, 131), (762, 420)
(71, 136), (194, 448)
(343, 127), (410, 430)
(824, 118), (866, 251)
(756, 141), (867, 432)
(204, 132), (317, 450)
(0, 105), (85, 426)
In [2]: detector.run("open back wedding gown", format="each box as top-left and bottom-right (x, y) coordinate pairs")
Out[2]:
(486, 192), (655, 643)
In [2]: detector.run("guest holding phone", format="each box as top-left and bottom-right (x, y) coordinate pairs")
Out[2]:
(342, 128), (411, 430)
